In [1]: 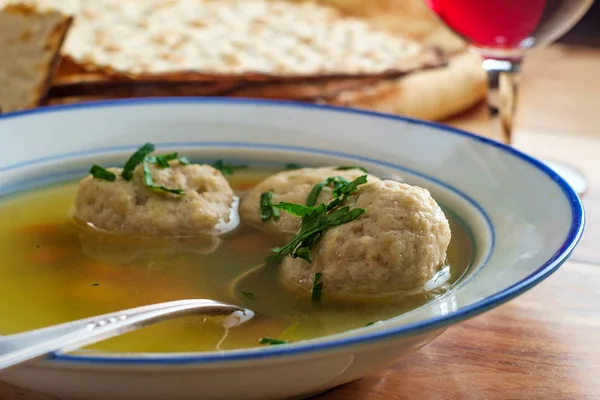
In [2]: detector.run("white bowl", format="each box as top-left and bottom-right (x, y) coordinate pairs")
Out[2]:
(0, 98), (584, 400)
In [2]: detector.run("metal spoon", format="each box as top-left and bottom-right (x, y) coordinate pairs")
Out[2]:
(0, 299), (254, 373)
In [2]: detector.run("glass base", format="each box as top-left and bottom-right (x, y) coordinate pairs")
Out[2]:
(542, 160), (588, 196)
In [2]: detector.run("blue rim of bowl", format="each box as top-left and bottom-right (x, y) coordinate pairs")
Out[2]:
(0, 97), (585, 366)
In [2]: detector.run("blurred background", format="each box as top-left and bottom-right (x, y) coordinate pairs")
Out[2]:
(2, 0), (598, 129)
(559, 0), (600, 46)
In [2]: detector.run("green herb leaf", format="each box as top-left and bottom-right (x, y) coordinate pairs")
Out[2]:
(90, 165), (116, 182)
(326, 206), (366, 227)
(285, 163), (303, 170)
(154, 157), (170, 168)
(122, 143), (156, 181)
(325, 175), (368, 211)
(266, 176), (367, 265)
(332, 174), (368, 198)
(142, 157), (185, 195)
(294, 231), (322, 262)
(92, 283), (99, 287)
(212, 160), (248, 176)
(305, 183), (323, 207)
(272, 202), (317, 217)
(178, 156), (191, 165)
(312, 272), (323, 302)
(336, 165), (368, 173)
(259, 337), (290, 345)
(365, 322), (375, 327)
(153, 152), (179, 168)
(294, 246), (312, 262)
(241, 291), (255, 300)
(305, 176), (349, 206)
(268, 203), (327, 262)
(260, 191), (281, 222)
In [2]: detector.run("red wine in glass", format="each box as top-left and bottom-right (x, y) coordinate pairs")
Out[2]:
(424, 0), (594, 195)
(425, 0), (593, 57)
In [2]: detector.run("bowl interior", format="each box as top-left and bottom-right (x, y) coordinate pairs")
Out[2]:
(0, 98), (583, 363)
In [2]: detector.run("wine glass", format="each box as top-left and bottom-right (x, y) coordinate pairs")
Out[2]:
(423, 0), (594, 195)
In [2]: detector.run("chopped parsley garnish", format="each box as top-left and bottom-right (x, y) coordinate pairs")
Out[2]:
(328, 174), (368, 210)
(260, 191), (280, 222)
(122, 143), (155, 181)
(142, 157), (185, 195)
(294, 246), (312, 262)
(365, 322), (375, 327)
(267, 175), (368, 265)
(241, 291), (255, 300)
(178, 156), (191, 165)
(285, 163), (303, 170)
(259, 337), (290, 345)
(212, 160), (247, 176)
(89, 143), (189, 195)
(92, 283), (99, 287)
(312, 272), (323, 302)
(151, 152), (179, 168)
(147, 153), (191, 169)
(336, 166), (368, 173)
(272, 202), (317, 218)
(305, 176), (349, 207)
(89, 165), (116, 182)
(154, 157), (170, 168)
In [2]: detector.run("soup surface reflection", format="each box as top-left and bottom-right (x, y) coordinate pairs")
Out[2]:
(0, 168), (472, 352)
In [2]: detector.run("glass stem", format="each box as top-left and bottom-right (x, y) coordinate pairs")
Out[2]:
(481, 58), (523, 145)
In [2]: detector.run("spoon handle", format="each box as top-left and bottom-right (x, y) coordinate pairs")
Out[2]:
(0, 299), (253, 372)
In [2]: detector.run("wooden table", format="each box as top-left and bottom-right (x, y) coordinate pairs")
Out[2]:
(1, 44), (599, 400)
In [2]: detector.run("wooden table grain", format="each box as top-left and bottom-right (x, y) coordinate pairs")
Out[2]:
(1, 44), (599, 400)
(316, 261), (600, 400)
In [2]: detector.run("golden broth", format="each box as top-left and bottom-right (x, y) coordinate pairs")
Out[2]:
(0, 169), (473, 352)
